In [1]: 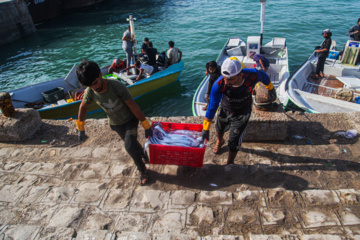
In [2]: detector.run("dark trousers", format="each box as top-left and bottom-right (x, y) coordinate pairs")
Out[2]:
(110, 118), (146, 174)
(316, 57), (326, 75)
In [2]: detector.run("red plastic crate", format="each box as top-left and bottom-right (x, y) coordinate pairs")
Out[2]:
(149, 122), (206, 168)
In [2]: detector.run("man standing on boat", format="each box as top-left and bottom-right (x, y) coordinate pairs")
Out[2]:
(122, 25), (134, 75)
(203, 61), (221, 111)
(201, 57), (276, 165)
(76, 60), (152, 185)
(315, 29), (332, 79)
(346, 18), (360, 41)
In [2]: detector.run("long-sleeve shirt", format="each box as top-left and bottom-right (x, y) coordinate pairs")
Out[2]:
(347, 24), (360, 40)
(205, 68), (271, 120)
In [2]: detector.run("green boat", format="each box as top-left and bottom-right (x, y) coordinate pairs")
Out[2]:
(9, 61), (184, 120)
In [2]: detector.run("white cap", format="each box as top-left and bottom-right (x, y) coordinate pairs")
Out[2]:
(221, 58), (243, 78)
(323, 29), (330, 33)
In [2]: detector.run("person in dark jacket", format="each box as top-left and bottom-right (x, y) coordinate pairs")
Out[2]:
(346, 18), (360, 41)
(315, 29), (332, 79)
(203, 61), (221, 111)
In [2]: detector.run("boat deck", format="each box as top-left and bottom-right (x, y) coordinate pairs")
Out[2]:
(303, 73), (360, 99)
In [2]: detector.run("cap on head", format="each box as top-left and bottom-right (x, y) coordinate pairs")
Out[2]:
(249, 51), (256, 57)
(115, 58), (121, 65)
(221, 58), (243, 78)
(323, 29), (330, 33)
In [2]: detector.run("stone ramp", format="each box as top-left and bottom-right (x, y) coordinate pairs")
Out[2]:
(0, 112), (360, 239)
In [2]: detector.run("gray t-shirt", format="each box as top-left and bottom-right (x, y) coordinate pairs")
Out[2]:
(83, 79), (133, 125)
(122, 30), (132, 49)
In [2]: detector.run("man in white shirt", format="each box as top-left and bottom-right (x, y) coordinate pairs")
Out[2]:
(124, 60), (158, 81)
(166, 41), (182, 66)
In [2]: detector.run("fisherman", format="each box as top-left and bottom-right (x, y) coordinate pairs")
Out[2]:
(203, 60), (221, 111)
(108, 58), (125, 74)
(124, 60), (158, 81)
(146, 42), (158, 66)
(76, 59), (152, 185)
(122, 25), (134, 75)
(315, 29), (332, 79)
(141, 37), (150, 56)
(201, 57), (276, 165)
(249, 51), (270, 72)
(346, 18), (360, 41)
(166, 41), (182, 67)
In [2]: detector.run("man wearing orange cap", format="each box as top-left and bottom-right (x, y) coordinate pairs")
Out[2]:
(76, 59), (152, 185)
(201, 57), (276, 164)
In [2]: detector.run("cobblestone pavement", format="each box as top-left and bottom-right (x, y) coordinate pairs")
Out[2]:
(0, 113), (360, 239)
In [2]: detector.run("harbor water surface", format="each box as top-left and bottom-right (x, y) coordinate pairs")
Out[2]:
(0, 0), (358, 117)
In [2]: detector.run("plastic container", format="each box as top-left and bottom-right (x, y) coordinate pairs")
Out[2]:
(149, 122), (206, 168)
(42, 87), (65, 103)
(0, 92), (15, 117)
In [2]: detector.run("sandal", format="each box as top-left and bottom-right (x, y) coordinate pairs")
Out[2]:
(213, 139), (225, 154)
(139, 171), (149, 186)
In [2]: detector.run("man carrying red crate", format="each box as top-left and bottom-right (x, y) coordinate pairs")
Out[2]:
(201, 57), (276, 165)
(75, 59), (153, 185)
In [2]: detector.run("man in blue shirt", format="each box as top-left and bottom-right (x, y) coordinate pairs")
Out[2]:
(201, 57), (276, 165)
(249, 51), (270, 72)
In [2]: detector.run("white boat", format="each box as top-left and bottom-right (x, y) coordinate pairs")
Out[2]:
(277, 39), (360, 113)
(192, 0), (289, 116)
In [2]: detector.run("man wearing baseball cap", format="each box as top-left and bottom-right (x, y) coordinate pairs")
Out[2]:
(201, 57), (276, 165)
(315, 29), (332, 79)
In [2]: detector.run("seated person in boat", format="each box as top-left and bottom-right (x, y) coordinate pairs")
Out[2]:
(201, 57), (276, 165)
(76, 59), (152, 186)
(166, 40), (182, 67)
(108, 58), (126, 74)
(146, 42), (158, 66)
(141, 37), (149, 56)
(203, 60), (221, 111)
(315, 29), (332, 79)
(249, 51), (270, 72)
(346, 18), (360, 41)
(124, 60), (158, 81)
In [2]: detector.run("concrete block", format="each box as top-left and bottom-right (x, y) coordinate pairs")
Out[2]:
(300, 190), (340, 206)
(151, 210), (186, 234)
(335, 189), (360, 205)
(198, 191), (233, 205)
(79, 163), (110, 179)
(130, 190), (170, 213)
(244, 109), (289, 142)
(73, 182), (107, 204)
(169, 190), (196, 209)
(102, 189), (132, 210)
(37, 227), (75, 239)
(191, 205), (214, 224)
(115, 213), (152, 232)
(0, 108), (42, 142)
(1, 224), (41, 240)
(339, 207), (360, 226)
(0, 184), (27, 203)
(227, 207), (259, 225)
(299, 209), (340, 228)
(48, 205), (84, 228)
(76, 229), (113, 240)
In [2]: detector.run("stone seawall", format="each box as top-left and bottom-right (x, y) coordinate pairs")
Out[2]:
(0, 0), (36, 46)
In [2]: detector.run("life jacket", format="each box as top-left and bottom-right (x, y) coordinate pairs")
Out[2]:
(112, 59), (125, 72)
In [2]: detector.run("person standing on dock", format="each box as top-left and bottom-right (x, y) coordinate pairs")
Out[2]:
(75, 59), (153, 185)
(346, 18), (360, 41)
(122, 25), (134, 75)
(315, 29), (332, 79)
(201, 57), (276, 165)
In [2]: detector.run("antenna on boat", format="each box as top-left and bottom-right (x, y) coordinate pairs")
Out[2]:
(259, 0), (266, 46)
(127, 15), (137, 59)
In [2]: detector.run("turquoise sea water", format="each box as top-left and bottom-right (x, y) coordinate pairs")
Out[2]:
(0, 0), (359, 117)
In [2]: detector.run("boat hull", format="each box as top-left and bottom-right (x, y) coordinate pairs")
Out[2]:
(12, 61), (184, 120)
